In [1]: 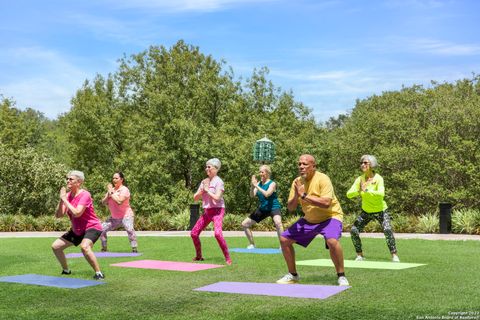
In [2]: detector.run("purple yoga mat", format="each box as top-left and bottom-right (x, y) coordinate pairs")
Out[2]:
(194, 281), (349, 299)
(66, 252), (142, 258)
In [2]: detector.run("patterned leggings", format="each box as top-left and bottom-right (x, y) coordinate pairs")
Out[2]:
(350, 210), (397, 254)
(190, 207), (230, 261)
(100, 215), (137, 249)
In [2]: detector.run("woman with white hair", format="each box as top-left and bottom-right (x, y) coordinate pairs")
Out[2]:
(51, 170), (105, 279)
(242, 164), (283, 249)
(191, 158), (232, 265)
(346, 155), (400, 262)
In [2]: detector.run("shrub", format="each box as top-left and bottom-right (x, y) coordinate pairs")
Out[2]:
(391, 212), (418, 233)
(222, 213), (244, 231)
(452, 208), (480, 234)
(148, 212), (174, 231)
(170, 209), (190, 231)
(342, 214), (357, 232)
(0, 145), (67, 216)
(416, 212), (439, 233)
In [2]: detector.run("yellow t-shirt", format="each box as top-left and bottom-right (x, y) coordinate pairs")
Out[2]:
(288, 171), (343, 223)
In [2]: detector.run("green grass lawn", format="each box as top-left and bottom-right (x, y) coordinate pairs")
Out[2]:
(0, 235), (479, 320)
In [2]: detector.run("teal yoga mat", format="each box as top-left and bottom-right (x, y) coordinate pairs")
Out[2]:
(297, 259), (426, 270)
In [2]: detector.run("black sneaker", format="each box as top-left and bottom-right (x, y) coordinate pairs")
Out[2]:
(93, 273), (105, 280)
(132, 247), (138, 253)
(61, 270), (71, 275)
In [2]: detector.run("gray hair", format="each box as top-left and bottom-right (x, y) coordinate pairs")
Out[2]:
(206, 158), (221, 170)
(360, 155), (378, 169)
(259, 164), (272, 176)
(67, 170), (85, 182)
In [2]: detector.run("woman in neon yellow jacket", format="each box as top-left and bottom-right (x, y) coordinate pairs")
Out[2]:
(347, 155), (400, 262)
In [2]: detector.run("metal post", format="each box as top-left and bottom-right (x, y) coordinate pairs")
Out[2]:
(439, 202), (452, 234)
(189, 204), (200, 230)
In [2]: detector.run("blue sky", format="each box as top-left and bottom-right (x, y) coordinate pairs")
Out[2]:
(1, 0), (479, 122)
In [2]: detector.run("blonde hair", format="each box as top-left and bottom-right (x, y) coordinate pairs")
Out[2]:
(259, 165), (271, 177)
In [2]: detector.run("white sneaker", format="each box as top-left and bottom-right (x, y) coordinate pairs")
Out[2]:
(338, 276), (349, 286)
(246, 244), (255, 249)
(392, 254), (400, 262)
(276, 273), (299, 284)
(355, 255), (365, 261)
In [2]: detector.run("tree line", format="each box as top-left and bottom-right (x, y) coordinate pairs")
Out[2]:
(1, 40), (479, 219)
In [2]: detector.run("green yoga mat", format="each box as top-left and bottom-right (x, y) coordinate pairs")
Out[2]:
(297, 259), (425, 270)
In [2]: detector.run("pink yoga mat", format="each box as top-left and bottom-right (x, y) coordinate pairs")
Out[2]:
(110, 260), (224, 272)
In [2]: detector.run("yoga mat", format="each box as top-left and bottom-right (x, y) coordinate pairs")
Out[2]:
(297, 259), (426, 270)
(230, 248), (281, 254)
(66, 252), (142, 258)
(194, 281), (349, 299)
(110, 260), (224, 272)
(0, 274), (105, 289)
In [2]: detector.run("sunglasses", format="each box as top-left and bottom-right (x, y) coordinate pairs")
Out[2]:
(66, 177), (75, 181)
(360, 161), (370, 165)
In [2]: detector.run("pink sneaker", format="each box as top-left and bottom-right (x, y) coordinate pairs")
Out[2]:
(226, 259), (232, 265)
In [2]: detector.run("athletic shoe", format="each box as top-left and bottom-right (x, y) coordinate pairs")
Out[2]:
(226, 258), (232, 265)
(246, 244), (255, 249)
(93, 272), (105, 280)
(355, 255), (366, 261)
(132, 247), (138, 253)
(276, 273), (299, 284)
(392, 254), (400, 262)
(101, 247), (107, 252)
(61, 270), (71, 275)
(338, 276), (349, 286)
(192, 257), (204, 261)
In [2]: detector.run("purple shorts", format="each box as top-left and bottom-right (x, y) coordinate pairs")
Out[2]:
(281, 218), (343, 248)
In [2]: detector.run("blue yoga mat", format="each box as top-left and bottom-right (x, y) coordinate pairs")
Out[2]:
(0, 274), (105, 289)
(230, 248), (281, 254)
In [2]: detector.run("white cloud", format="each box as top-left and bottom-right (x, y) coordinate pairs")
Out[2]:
(102, 0), (276, 12)
(0, 47), (92, 118)
(407, 38), (480, 56)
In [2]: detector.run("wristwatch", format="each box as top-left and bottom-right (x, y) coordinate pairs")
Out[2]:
(301, 193), (307, 199)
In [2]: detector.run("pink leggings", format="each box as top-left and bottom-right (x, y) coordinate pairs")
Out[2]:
(190, 207), (230, 261)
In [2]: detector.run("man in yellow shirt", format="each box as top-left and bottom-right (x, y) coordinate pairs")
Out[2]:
(276, 154), (349, 286)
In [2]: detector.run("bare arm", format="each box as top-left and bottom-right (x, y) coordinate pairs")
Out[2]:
(250, 175), (258, 198)
(193, 178), (209, 202)
(255, 181), (276, 198)
(288, 179), (331, 211)
(55, 199), (66, 218)
(59, 187), (87, 218)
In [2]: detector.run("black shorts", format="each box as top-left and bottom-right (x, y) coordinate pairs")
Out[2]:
(61, 228), (102, 246)
(249, 208), (281, 223)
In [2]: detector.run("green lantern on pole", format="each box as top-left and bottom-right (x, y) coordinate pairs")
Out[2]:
(253, 136), (275, 163)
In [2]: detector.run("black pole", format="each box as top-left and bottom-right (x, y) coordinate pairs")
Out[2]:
(189, 204), (201, 230)
(439, 202), (452, 234)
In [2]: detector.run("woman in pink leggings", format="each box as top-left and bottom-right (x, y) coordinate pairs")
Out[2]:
(191, 158), (231, 265)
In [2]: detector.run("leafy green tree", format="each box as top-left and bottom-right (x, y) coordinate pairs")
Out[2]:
(326, 77), (480, 216)
(0, 143), (67, 216)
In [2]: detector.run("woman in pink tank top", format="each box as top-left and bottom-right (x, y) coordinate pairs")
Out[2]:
(100, 171), (138, 253)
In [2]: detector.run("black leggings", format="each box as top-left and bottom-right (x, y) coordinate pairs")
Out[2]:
(350, 210), (397, 254)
